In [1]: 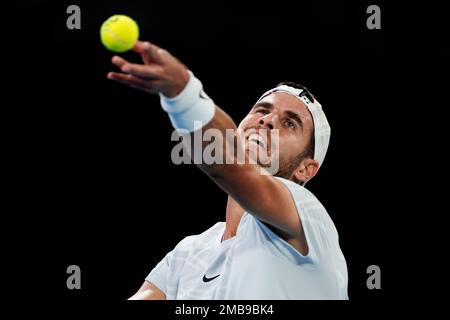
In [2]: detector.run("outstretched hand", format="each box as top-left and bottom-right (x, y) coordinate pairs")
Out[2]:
(107, 41), (190, 98)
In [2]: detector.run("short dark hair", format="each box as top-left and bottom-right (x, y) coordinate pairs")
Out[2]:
(276, 82), (315, 159)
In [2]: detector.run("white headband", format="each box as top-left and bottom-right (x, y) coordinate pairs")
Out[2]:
(257, 85), (331, 175)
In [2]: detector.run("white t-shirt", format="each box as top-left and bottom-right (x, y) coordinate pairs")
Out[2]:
(146, 177), (348, 299)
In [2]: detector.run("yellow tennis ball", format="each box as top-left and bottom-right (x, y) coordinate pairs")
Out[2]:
(100, 15), (139, 53)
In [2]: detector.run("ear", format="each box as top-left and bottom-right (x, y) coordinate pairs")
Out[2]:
(293, 158), (319, 184)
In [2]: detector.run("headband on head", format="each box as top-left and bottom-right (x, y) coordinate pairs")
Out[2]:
(257, 85), (331, 180)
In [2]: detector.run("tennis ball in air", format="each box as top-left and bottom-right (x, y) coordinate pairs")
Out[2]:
(100, 15), (139, 53)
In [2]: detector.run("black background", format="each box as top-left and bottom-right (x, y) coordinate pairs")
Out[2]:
(6, 0), (448, 300)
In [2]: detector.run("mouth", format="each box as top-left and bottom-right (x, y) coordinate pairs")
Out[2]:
(247, 134), (267, 150)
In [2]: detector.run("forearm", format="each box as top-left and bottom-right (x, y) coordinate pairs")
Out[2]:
(181, 106), (279, 222)
(189, 105), (239, 174)
(167, 77), (300, 236)
(162, 71), (265, 190)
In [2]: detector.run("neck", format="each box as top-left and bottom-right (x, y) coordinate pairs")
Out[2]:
(223, 196), (245, 241)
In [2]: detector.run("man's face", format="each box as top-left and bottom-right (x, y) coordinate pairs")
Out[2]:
(237, 92), (315, 180)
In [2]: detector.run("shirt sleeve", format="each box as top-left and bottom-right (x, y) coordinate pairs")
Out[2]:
(145, 251), (173, 295)
(266, 177), (337, 263)
(144, 235), (194, 298)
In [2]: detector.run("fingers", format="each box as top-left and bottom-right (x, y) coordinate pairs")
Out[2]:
(111, 56), (161, 79)
(123, 63), (161, 79)
(133, 41), (166, 64)
(108, 40), (178, 94)
(133, 41), (148, 54)
(107, 72), (158, 92)
(111, 55), (129, 68)
(133, 41), (153, 65)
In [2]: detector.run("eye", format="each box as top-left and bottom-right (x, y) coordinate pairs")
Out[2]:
(285, 120), (296, 129)
(256, 108), (269, 115)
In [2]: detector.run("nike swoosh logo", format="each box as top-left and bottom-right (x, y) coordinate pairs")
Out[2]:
(203, 274), (220, 282)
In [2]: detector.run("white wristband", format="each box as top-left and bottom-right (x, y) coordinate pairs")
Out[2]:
(159, 71), (215, 132)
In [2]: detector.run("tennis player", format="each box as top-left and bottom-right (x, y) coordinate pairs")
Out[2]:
(108, 41), (348, 300)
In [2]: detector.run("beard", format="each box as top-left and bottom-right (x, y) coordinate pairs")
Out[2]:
(245, 143), (308, 181)
(274, 150), (309, 181)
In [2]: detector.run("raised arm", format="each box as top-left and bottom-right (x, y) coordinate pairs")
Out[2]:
(108, 41), (308, 253)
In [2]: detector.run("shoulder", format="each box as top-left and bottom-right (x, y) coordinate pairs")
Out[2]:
(274, 177), (324, 210)
(273, 177), (339, 250)
(173, 222), (225, 253)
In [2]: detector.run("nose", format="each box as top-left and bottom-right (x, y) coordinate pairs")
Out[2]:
(259, 113), (279, 130)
